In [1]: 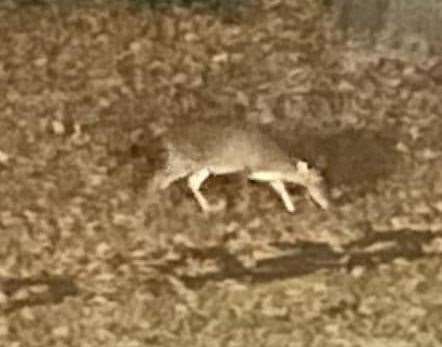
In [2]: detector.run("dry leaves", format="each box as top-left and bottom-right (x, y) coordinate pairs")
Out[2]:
(0, 0), (441, 346)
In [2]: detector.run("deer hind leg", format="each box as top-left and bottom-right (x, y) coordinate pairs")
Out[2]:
(149, 168), (189, 193)
(188, 168), (228, 213)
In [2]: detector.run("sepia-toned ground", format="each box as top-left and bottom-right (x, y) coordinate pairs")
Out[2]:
(0, 0), (441, 346)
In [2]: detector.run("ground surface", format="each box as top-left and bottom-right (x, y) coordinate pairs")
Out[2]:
(0, 0), (441, 346)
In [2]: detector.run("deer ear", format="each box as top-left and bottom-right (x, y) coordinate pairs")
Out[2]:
(296, 160), (308, 173)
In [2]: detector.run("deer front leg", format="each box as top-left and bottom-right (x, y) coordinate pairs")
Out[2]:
(269, 180), (296, 213)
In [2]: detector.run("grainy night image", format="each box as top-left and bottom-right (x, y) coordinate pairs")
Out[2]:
(0, 0), (441, 346)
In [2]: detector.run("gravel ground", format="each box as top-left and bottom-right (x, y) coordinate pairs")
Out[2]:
(0, 0), (441, 346)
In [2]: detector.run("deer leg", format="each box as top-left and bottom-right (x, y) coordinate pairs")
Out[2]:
(269, 180), (296, 213)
